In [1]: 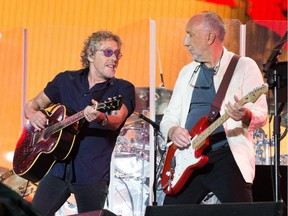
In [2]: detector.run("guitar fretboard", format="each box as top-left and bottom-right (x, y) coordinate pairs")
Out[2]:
(45, 103), (108, 137)
(192, 84), (267, 149)
(192, 113), (229, 149)
(54, 110), (84, 133)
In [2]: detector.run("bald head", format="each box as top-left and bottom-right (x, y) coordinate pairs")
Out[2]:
(183, 11), (225, 66)
(187, 11), (226, 42)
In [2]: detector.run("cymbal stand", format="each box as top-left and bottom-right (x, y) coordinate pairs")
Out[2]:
(139, 114), (161, 206)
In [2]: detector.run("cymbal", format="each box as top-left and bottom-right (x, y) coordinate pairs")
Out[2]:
(135, 87), (173, 115)
(123, 112), (152, 132)
(123, 120), (147, 130)
(124, 113), (141, 125)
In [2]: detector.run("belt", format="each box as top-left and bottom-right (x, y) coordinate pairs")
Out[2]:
(209, 132), (226, 144)
(210, 142), (229, 151)
(208, 132), (228, 151)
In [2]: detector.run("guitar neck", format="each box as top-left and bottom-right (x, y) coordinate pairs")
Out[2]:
(49, 103), (108, 135)
(192, 113), (229, 149)
(192, 95), (249, 149)
(50, 110), (85, 135)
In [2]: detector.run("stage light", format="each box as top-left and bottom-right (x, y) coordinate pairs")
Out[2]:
(5, 151), (14, 162)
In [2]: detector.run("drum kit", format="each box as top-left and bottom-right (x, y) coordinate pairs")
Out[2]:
(110, 87), (172, 216)
(253, 121), (288, 166)
(254, 99), (288, 165)
(253, 128), (272, 165)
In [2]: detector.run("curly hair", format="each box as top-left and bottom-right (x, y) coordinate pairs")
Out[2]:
(80, 31), (122, 68)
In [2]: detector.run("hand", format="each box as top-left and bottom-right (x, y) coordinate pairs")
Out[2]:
(225, 95), (251, 125)
(83, 99), (102, 122)
(169, 126), (191, 149)
(29, 111), (48, 131)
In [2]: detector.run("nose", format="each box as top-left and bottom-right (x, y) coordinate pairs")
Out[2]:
(183, 34), (190, 47)
(109, 52), (118, 61)
(113, 51), (122, 60)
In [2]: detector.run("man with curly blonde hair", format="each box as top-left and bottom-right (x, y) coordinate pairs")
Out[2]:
(26, 31), (135, 215)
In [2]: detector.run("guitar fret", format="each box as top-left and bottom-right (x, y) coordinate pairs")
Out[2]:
(50, 110), (84, 134)
(193, 113), (229, 149)
(49, 98), (121, 135)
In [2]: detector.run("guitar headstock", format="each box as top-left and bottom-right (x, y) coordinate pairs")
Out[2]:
(97, 95), (123, 113)
(240, 83), (268, 105)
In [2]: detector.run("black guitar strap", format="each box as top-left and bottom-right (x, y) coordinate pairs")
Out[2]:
(208, 54), (240, 123)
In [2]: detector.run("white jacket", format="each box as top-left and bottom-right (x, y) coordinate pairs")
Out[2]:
(160, 48), (268, 183)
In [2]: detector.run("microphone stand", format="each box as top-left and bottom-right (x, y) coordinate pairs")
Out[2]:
(139, 113), (160, 206)
(263, 31), (287, 202)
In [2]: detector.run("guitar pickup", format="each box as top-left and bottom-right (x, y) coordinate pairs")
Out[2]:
(170, 156), (176, 171)
(166, 156), (176, 190)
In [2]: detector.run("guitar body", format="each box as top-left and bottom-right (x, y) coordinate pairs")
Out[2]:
(13, 105), (78, 182)
(161, 116), (210, 195)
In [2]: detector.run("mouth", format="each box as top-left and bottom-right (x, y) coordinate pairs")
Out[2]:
(106, 63), (117, 69)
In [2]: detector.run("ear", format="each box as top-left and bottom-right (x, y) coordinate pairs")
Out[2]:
(207, 32), (216, 45)
(87, 53), (94, 62)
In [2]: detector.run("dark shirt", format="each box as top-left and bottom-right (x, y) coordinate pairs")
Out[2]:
(44, 68), (135, 184)
(185, 65), (227, 147)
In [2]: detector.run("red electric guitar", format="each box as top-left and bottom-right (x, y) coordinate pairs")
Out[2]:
(13, 96), (122, 183)
(161, 84), (268, 195)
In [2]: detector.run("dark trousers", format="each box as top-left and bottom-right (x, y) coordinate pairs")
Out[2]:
(32, 172), (108, 216)
(164, 145), (253, 205)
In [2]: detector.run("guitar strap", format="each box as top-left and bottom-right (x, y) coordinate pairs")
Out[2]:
(207, 54), (240, 123)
